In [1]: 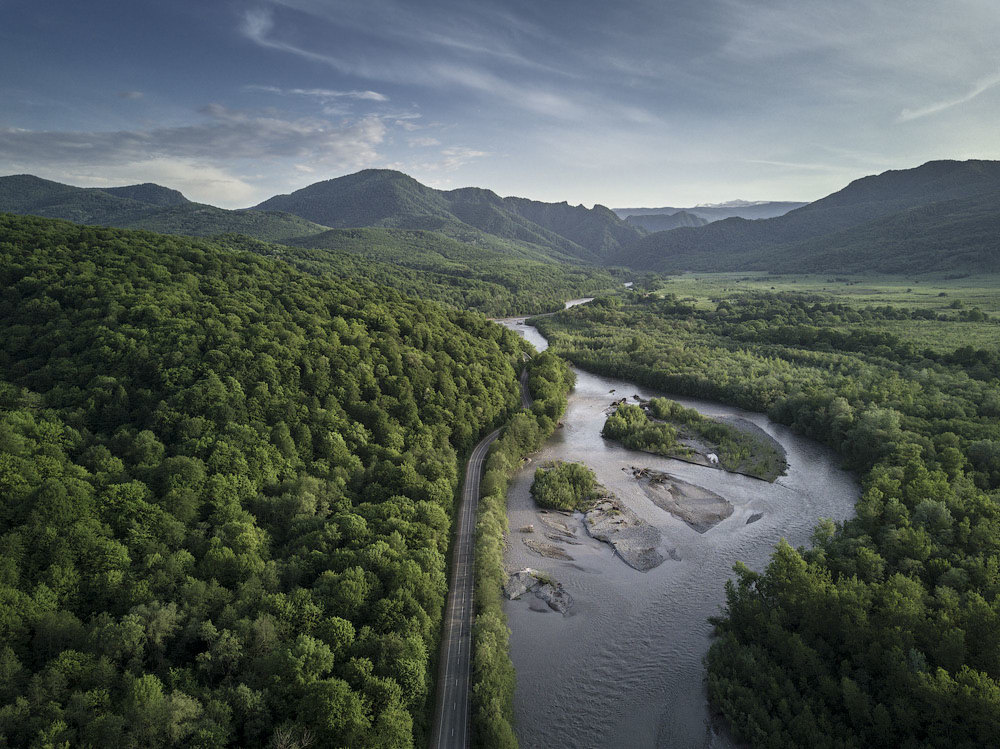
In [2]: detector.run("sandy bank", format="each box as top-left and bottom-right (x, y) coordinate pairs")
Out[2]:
(631, 466), (734, 533)
(584, 498), (665, 571)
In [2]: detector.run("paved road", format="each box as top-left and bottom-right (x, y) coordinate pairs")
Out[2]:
(430, 426), (502, 749)
(430, 368), (532, 748)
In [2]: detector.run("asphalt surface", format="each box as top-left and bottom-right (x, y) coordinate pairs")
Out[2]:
(430, 368), (532, 748)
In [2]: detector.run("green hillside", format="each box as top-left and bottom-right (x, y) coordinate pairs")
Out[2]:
(255, 169), (642, 263)
(0, 212), (528, 747)
(0, 175), (329, 242)
(239, 228), (623, 316)
(613, 160), (1000, 274)
(623, 211), (707, 232)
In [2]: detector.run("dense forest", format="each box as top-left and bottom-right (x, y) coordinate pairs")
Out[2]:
(0, 213), (534, 747)
(533, 290), (1000, 746)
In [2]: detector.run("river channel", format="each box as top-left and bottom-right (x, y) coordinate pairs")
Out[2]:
(495, 308), (859, 749)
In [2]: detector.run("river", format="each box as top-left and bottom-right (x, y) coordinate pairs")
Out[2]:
(495, 307), (859, 749)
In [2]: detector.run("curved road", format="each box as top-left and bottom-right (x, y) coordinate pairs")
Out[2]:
(430, 368), (533, 748)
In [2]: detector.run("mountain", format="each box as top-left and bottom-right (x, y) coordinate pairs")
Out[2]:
(0, 173), (623, 314)
(102, 182), (189, 206)
(614, 200), (806, 222)
(0, 174), (328, 241)
(612, 160), (1000, 274)
(255, 169), (642, 263)
(624, 210), (708, 232)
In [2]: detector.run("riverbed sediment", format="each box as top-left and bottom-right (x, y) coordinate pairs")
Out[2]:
(498, 315), (860, 749)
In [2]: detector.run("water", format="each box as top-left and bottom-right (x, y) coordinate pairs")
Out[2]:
(496, 314), (859, 749)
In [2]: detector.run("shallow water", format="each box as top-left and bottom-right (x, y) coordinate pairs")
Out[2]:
(497, 316), (859, 749)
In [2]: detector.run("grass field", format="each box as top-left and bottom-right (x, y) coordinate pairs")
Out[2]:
(652, 272), (1000, 353)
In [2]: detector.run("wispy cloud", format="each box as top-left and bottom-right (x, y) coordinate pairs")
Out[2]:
(407, 136), (440, 147)
(898, 71), (1000, 121)
(118, 90), (144, 100)
(236, 6), (628, 123)
(440, 146), (487, 169)
(246, 84), (388, 102)
(744, 159), (857, 173)
(0, 105), (387, 205)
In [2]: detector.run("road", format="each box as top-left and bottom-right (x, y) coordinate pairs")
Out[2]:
(429, 425), (501, 749)
(430, 368), (532, 748)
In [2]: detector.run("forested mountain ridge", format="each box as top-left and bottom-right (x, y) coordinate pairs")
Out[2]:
(0, 174), (330, 242)
(0, 174), (625, 315)
(274, 227), (621, 316)
(623, 210), (708, 232)
(615, 201), (806, 222)
(254, 169), (643, 263)
(0, 212), (530, 747)
(612, 159), (1000, 273)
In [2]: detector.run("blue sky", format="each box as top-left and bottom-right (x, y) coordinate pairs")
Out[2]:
(2, 0), (999, 207)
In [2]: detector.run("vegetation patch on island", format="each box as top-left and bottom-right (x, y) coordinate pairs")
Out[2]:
(530, 460), (603, 510)
(602, 397), (787, 481)
(528, 461), (664, 571)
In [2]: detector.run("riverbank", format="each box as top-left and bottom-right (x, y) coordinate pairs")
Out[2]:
(498, 320), (860, 749)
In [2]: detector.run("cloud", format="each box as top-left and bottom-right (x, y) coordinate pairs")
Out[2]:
(246, 84), (388, 102)
(237, 6), (602, 121)
(0, 106), (385, 166)
(58, 159), (261, 206)
(898, 71), (1000, 121)
(118, 90), (144, 100)
(407, 136), (440, 147)
(439, 146), (487, 169)
(0, 106), (387, 206)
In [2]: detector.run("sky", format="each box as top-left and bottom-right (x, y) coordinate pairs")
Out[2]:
(2, 0), (999, 208)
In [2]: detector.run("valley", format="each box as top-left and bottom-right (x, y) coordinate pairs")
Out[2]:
(0, 158), (998, 749)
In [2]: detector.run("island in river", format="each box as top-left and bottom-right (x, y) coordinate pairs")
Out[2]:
(496, 312), (859, 749)
(603, 396), (788, 482)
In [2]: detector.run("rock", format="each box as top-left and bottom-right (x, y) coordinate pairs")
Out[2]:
(535, 582), (573, 615)
(538, 513), (576, 537)
(505, 569), (573, 615)
(504, 569), (542, 600)
(584, 498), (665, 571)
(746, 512), (764, 525)
(547, 533), (581, 545)
(524, 538), (574, 560)
(519, 524), (535, 533)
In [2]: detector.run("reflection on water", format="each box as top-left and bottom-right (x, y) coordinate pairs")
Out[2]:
(497, 317), (859, 749)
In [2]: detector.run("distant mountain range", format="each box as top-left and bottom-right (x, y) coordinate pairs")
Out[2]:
(623, 211), (708, 232)
(2, 159), (998, 276)
(0, 175), (328, 241)
(614, 200), (807, 222)
(256, 169), (641, 263)
(612, 160), (1000, 274)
